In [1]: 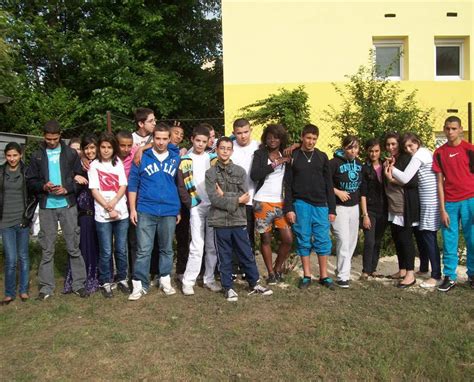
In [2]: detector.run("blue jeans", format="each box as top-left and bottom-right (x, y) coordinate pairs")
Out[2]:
(133, 212), (176, 290)
(441, 197), (474, 280)
(214, 226), (259, 290)
(96, 218), (129, 285)
(1, 224), (30, 298)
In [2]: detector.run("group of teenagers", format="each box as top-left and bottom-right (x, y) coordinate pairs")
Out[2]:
(1, 109), (473, 304)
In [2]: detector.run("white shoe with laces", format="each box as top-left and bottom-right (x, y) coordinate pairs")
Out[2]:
(182, 284), (195, 296)
(204, 281), (222, 292)
(128, 279), (147, 301)
(225, 288), (238, 302)
(159, 275), (176, 296)
(248, 284), (273, 296)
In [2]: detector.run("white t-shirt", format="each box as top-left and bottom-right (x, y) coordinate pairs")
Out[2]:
(88, 159), (129, 223)
(253, 160), (284, 203)
(189, 152), (211, 204)
(132, 132), (151, 148)
(231, 140), (259, 205)
(152, 150), (169, 163)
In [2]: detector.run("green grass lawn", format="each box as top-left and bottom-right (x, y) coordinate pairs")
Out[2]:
(1, 275), (473, 380)
(0, 238), (473, 380)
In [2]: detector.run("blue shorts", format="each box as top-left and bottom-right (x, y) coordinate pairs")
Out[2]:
(293, 199), (332, 256)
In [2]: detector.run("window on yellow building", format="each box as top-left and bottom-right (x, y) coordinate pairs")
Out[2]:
(435, 40), (463, 80)
(373, 41), (404, 80)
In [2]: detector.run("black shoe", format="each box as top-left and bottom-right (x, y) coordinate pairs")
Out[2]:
(117, 281), (131, 294)
(319, 277), (335, 290)
(275, 272), (284, 283)
(438, 277), (456, 292)
(231, 274), (238, 282)
(397, 279), (416, 289)
(298, 277), (312, 289)
(336, 280), (350, 288)
(74, 288), (89, 298)
(266, 273), (277, 285)
(36, 292), (51, 301)
(101, 283), (113, 298)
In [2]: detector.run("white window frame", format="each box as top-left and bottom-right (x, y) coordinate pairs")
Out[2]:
(434, 39), (463, 81)
(373, 40), (404, 81)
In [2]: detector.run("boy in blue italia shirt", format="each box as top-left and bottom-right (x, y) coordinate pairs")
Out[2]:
(127, 124), (181, 300)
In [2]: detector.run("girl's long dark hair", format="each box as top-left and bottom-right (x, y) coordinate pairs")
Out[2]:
(97, 132), (119, 166)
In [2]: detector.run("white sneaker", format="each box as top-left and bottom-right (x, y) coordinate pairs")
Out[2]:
(204, 281), (222, 293)
(159, 275), (176, 296)
(128, 279), (147, 301)
(182, 284), (195, 296)
(420, 278), (443, 289)
(248, 284), (273, 296)
(225, 288), (238, 302)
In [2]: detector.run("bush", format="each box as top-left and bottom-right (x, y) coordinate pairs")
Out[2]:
(239, 86), (311, 143)
(325, 54), (435, 155)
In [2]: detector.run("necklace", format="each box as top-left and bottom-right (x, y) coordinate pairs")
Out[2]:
(302, 150), (314, 163)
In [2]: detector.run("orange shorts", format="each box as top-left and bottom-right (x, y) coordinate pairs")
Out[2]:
(253, 201), (290, 234)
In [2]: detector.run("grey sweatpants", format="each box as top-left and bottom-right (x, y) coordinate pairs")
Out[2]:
(38, 206), (86, 294)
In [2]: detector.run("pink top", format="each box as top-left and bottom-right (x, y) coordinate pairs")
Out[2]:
(374, 164), (382, 182)
(122, 146), (139, 179)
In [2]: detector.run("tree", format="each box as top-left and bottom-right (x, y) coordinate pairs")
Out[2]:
(325, 55), (435, 154)
(0, 1), (223, 134)
(239, 86), (311, 143)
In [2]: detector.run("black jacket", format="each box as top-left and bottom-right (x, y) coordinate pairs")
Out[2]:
(360, 162), (387, 215)
(0, 161), (38, 227)
(283, 148), (336, 215)
(26, 141), (81, 209)
(250, 148), (291, 201)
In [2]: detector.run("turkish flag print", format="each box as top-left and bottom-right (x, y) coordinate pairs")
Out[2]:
(97, 169), (119, 192)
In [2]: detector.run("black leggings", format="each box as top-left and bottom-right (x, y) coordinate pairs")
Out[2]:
(390, 223), (416, 271)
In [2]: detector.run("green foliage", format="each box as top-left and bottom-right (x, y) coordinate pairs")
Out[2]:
(325, 55), (435, 155)
(239, 86), (311, 143)
(1, 82), (83, 135)
(0, 1), (223, 134)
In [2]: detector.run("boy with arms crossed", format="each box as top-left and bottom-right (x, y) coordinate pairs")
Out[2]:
(284, 124), (337, 289)
(205, 137), (272, 301)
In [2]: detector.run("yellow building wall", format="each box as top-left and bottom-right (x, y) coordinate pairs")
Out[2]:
(222, 0), (474, 151)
